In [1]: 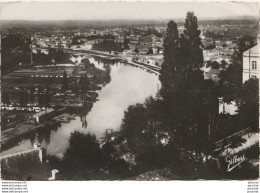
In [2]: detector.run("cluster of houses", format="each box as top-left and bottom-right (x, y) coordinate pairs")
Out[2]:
(201, 35), (238, 64)
(31, 27), (166, 67)
(33, 34), (72, 50)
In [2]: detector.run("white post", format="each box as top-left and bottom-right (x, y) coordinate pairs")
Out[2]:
(38, 147), (46, 163)
(48, 169), (59, 180)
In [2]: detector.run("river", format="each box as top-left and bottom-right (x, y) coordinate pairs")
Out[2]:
(1, 56), (159, 157)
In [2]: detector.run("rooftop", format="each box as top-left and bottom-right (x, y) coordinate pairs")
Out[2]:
(243, 44), (260, 57)
(33, 108), (54, 117)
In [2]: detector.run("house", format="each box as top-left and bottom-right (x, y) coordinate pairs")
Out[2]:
(33, 108), (55, 123)
(152, 47), (158, 54)
(93, 39), (104, 44)
(242, 43), (260, 83)
(115, 36), (125, 43)
(202, 38), (215, 48)
(203, 49), (219, 61)
(84, 41), (94, 50)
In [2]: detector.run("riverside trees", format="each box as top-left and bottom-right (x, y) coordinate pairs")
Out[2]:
(159, 11), (218, 151)
(119, 12), (258, 177)
(48, 131), (129, 180)
(120, 12), (219, 174)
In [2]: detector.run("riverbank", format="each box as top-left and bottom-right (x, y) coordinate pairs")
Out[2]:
(1, 55), (159, 158)
(1, 121), (60, 153)
(66, 49), (160, 75)
(1, 54), (111, 155)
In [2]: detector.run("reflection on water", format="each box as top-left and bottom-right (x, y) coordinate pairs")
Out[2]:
(1, 56), (159, 157)
(85, 62), (158, 137)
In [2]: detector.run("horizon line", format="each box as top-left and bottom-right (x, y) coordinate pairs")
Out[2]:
(0, 15), (258, 22)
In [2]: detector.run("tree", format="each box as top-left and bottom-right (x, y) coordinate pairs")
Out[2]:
(123, 39), (130, 50)
(205, 44), (215, 50)
(2, 92), (10, 107)
(79, 74), (90, 102)
(23, 90), (28, 108)
(120, 99), (180, 172)
(183, 11), (204, 70)
(171, 11), (212, 151)
(62, 131), (103, 178)
(19, 89), (24, 107)
(207, 61), (220, 69)
(220, 36), (256, 87)
(236, 79), (259, 131)
(62, 70), (68, 91)
(119, 12), (219, 174)
(29, 84), (35, 104)
(146, 48), (153, 55)
(218, 81), (238, 104)
(159, 20), (180, 101)
(37, 85), (44, 110)
(220, 59), (242, 87)
(44, 87), (51, 110)
(238, 35), (255, 57)
(220, 60), (228, 69)
(2, 34), (31, 75)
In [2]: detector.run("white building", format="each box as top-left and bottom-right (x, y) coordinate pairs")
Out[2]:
(242, 38), (260, 129)
(33, 108), (55, 123)
(242, 43), (260, 83)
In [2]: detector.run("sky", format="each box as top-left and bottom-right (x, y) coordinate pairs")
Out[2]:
(0, 1), (259, 21)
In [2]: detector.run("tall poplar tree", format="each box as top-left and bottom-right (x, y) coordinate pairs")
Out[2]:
(159, 12), (216, 152)
(183, 11), (203, 70)
(179, 11), (217, 151)
(159, 20), (182, 102)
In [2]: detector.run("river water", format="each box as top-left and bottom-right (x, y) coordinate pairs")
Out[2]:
(1, 56), (159, 157)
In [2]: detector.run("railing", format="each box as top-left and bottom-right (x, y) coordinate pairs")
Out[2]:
(214, 127), (252, 150)
(0, 147), (46, 163)
(0, 149), (39, 160)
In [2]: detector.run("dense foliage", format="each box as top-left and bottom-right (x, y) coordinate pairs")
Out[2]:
(92, 39), (128, 52)
(119, 12), (220, 175)
(33, 48), (71, 65)
(118, 12), (258, 178)
(48, 131), (129, 180)
(2, 34), (31, 74)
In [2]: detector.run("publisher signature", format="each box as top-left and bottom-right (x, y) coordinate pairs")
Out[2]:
(226, 154), (245, 172)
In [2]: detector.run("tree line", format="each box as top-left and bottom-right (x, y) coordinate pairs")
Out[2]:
(117, 11), (258, 177)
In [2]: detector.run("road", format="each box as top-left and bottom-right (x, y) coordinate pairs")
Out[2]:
(35, 42), (161, 75)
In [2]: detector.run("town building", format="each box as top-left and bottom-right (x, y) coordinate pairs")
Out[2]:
(242, 43), (260, 83)
(33, 108), (55, 123)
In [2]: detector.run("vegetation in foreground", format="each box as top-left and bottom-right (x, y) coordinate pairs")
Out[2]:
(46, 11), (259, 180)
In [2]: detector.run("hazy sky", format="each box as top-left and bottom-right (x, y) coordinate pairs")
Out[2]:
(0, 1), (259, 20)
